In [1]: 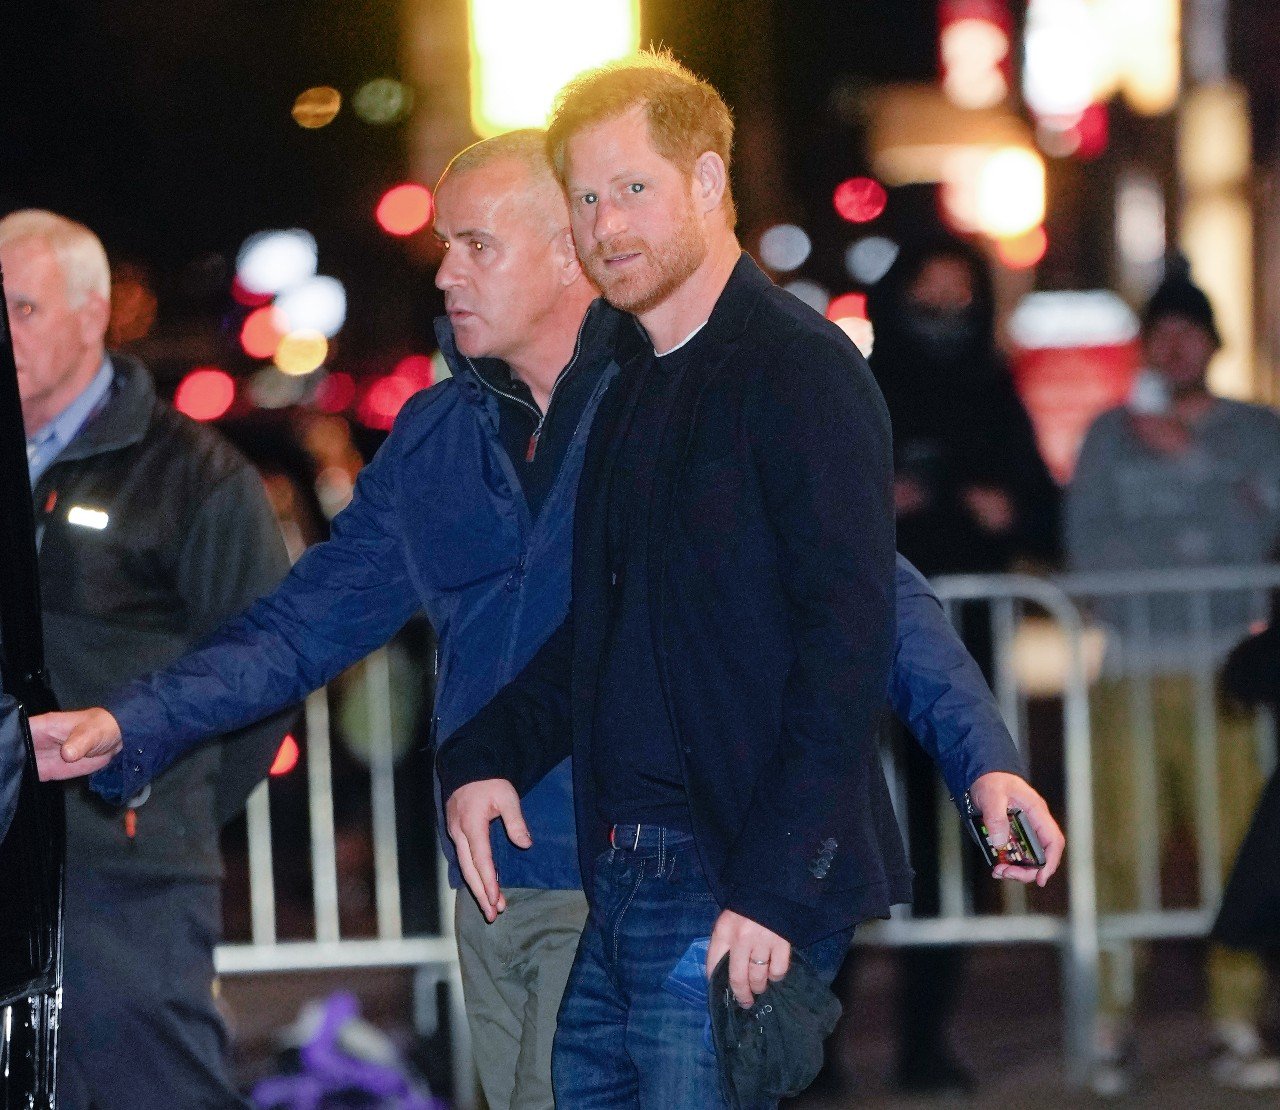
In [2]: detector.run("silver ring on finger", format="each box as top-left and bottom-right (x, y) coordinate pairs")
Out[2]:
(749, 957), (768, 966)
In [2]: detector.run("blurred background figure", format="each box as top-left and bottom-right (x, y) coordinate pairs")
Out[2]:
(0, 209), (296, 1109)
(1066, 271), (1280, 1096)
(835, 234), (1059, 1096)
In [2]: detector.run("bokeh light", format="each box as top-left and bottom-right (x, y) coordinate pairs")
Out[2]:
(976, 148), (1046, 237)
(231, 276), (273, 307)
(174, 367), (235, 422)
(833, 177), (888, 224)
(292, 86), (341, 129)
(827, 294), (874, 357)
(783, 280), (830, 315)
(353, 78), (414, 125)
(758, 224), (812, 273)
(845, 237), (900, 284)
(270, 735), (300, 776)
(376, 184), (434, 236)
(276, 275), (347, 337)
(314, 371), (357, 414)
(357, 374), (417, 430)
(393, 354), (435, 390)
(469, 0), (640, 136)
(997, 227), (1049, 270)
(249, 366), (310, 409)
(274, 330), (329, 376)
(236, 230), (318, 296)
(240, 307), (288, 360)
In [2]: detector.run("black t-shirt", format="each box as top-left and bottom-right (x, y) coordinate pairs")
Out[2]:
(592, 327), (709, 829)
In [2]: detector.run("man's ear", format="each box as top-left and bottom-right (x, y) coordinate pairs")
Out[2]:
(554, 228), (583, 286)
(692, 151), (727, 216)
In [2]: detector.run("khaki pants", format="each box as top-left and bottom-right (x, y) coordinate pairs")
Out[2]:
(455, 886), (589, 1110)
(1091, 675), (1267, 1025)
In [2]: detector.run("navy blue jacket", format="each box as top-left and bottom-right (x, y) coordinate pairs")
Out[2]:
(94, 292), (1023, 896)
(437, 258), (1023, 943)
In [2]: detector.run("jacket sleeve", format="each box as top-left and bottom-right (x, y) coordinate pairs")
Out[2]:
(91, 409), (425, 805)
(435, 615), (574, 802)
(721, 331), (896, 938)
(888, 554), (1027, 801)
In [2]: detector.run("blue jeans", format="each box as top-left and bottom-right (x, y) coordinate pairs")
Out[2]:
(552, 825), (853, 1109)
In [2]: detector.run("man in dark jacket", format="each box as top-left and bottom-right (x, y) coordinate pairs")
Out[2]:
(438, 54), (1061, 1106)
(32, 131), (1062, 1108)
(0, 209), (293, 1108)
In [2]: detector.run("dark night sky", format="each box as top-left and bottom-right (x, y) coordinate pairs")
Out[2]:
(0, 0), (939, 356)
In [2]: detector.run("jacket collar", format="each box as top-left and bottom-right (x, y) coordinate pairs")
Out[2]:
(613, 251), (767, 372)
(50, 353), (155, 465)
(433, 297), (624, 409)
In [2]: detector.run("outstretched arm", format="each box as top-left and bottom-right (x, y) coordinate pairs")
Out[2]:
(890, 554), (1064, 886)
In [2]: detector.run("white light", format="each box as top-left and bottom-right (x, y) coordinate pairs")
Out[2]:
(835, 317), (875, 358)
(758, 224), (812, 273)
(68, 506), (109, 530)
(276, 275), (347, 338)
(1008, 290), (1140, 350)
(236, 230), (318, 296)
(1023, 0), (1100, 119)
(941, 18), (1010, 110)
(845, 237), (899, 284)
(976, 148), (1046, 237)
(784, 280), (830, 315)
(1116, 174), (1166, 268)
(469, 0), (640, 136)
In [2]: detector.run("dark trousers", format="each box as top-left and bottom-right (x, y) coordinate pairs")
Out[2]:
(58, 872), (247, 1110)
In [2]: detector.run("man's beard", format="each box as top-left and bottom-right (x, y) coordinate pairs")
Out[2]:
(585, 214), (708, 316)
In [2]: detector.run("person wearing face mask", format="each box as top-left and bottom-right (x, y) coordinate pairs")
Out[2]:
(850, 235), (1061, 1095)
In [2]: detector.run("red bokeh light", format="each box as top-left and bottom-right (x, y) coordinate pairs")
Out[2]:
(996, 226), (1048, 270)
(240, 306), (286, 360)
(174, 367), (235, 422)
(827, 293), (869, 321)
(231, 276), (274, 307)
(833, 178), (888, 224)
(357, 374), (418, 430)
(376, 184), (434, 237)
(314, 371), (357, 414)
(393, 354), (435, 389)
(270, 735), (300, 776)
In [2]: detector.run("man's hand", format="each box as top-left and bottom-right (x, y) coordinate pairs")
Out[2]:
(31, 709), (123, 782)
(707, 909), (791, 1008)
(444, 778), (531, 923)
(968, 770), (1065, 887)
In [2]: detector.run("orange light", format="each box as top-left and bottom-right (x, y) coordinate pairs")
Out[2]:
(376, 184), (434, 236)
(270, 735), (300, 776)
(174, 367), (236, 422)
(833, 178), (888, 224)
(241, 307), (287, 360)
(826, 293), (869, 322)
(357, 375), (418, 430)
(997, 226), (1049, 270)
(314, 371), (357, 413)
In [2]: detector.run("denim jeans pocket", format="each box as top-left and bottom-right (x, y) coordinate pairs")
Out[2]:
(664, 848), (717, 901)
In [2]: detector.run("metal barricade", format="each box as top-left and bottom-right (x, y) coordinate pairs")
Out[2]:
(214, 646), (474, 1106)
(212, 565), (1280, 1098)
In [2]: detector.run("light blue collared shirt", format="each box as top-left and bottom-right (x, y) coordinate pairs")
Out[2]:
(26, 358), (114, 488)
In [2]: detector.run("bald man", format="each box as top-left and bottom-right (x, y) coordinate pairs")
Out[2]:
(33, 132), (1060, 1109)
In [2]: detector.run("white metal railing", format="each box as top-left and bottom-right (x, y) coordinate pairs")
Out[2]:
(213, 565), (1280, 1097)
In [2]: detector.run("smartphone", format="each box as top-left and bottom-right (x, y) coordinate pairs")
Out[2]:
(962, 791), (1046, 869)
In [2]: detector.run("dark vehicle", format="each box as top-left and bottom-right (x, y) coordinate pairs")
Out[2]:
(0, 262), (64, 1108)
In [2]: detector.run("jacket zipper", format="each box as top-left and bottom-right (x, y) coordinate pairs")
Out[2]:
(467, 312), (589, 463)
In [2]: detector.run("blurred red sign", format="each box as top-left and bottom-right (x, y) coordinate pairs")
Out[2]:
(1009, 290), (1141, 483)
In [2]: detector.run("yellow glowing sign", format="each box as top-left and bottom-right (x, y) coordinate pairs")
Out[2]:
(468, 0), (641, 137)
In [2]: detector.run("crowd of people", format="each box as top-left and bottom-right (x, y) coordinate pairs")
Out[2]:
(4, 44), (1279, 1110)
